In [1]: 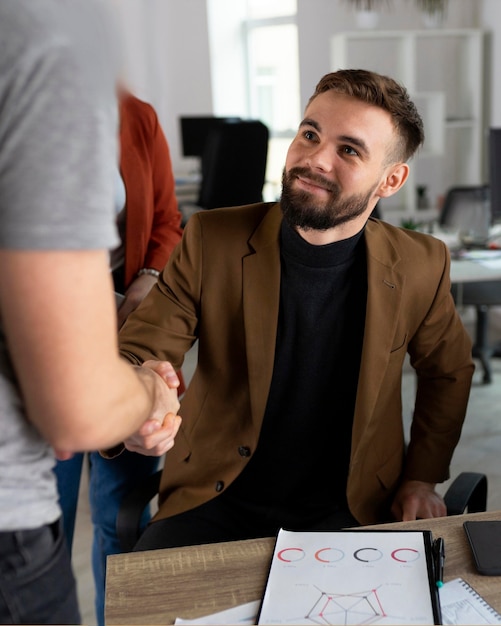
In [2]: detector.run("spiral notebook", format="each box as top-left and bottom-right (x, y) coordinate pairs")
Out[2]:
(440, 577), (501, 625)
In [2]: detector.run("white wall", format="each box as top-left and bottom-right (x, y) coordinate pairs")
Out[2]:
(112, 0), (213, 172)
(481, 0), (501, 127)
(112, 0), (500, 173)
(296, 0), (480, 110)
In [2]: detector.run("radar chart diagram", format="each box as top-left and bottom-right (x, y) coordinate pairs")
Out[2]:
(305, 585), (386, 625)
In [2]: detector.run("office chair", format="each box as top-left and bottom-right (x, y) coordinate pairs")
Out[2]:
(180, 119), (269, 225)
(116, 470), (488, 552)
(440, 185), (499, 383)
(198, 119), (269, 210)
(439, 185), (491, 245)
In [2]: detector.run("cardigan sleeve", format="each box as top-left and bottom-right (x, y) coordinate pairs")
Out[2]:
(142, 108), (182, 270)
(119, 93), (183, 286)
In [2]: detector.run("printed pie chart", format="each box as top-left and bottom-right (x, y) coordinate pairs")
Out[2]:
(353, 547), (383, 562)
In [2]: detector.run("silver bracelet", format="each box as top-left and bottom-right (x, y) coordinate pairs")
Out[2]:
(137, 268), (160, 278)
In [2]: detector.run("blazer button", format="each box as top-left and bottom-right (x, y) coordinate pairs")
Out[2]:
(215, 481), (225, 492)
(238, 446), (251, 458)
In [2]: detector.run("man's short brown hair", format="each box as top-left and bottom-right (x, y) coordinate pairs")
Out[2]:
(309, 69), (424, 163)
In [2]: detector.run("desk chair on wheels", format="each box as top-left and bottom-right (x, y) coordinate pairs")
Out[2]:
(440, 185), (499, 384)
(116, 470), (488, 552)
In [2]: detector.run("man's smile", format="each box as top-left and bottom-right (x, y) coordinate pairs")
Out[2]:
(289, 167), (338, 196)
(295, 175), (331, 195)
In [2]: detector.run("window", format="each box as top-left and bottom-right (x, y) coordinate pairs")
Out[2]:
(207, 0), (300, 200)
(245, 0), (296, 19)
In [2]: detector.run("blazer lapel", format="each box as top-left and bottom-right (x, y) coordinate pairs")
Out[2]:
(242, 204), (282, 429)
(351, 220), (406, 447)
(240, 213), (406, 444)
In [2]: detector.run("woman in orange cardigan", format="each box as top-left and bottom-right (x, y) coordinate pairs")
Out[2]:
(112, 89), (183, 324)
(55, 89), (183, 626)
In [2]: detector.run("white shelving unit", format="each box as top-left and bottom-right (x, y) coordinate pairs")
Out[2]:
(331, 29), (486, 225)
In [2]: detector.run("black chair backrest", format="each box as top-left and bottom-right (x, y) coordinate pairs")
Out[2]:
(197, 119), (269, 210)
(439, 185), (491, 238)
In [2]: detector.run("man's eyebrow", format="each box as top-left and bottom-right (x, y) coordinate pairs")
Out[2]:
(299, 119), (370, 156)
(339, 134), (369, 156)
(299, 117), (321, 132)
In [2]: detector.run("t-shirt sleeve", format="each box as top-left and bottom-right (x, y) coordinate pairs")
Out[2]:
(0, 1), (120, 251)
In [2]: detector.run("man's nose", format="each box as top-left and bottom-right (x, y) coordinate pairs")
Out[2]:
(306, 143), (335, 172)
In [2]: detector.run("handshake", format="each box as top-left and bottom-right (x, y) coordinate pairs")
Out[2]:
(124, 360), (183, 457)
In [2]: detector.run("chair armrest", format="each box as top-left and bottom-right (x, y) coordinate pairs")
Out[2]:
(444, 472), (488, 516)
(116, 469), (162, 552)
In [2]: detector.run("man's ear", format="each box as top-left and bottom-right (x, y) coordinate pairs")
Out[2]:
(377, 163), (409, 198)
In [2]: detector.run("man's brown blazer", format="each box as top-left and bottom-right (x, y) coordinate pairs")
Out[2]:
(119, 202), (474, 526)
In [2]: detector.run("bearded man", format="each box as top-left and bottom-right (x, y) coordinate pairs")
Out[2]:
(118, 69), (474, 551)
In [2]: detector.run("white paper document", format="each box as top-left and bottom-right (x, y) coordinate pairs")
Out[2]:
(257, 528), (439, 625)
(174, 600), (260, 625)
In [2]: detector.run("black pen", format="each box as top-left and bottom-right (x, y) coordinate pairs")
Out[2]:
(434, 537), (445, 588)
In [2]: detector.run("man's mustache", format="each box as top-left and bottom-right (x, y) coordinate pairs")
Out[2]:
(287, 167), (339, 194)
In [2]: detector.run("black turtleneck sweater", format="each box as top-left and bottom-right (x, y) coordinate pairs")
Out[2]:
(223, 219), (367, 529)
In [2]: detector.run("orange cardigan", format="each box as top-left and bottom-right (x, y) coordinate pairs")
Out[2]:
(119, 93), (182, 288)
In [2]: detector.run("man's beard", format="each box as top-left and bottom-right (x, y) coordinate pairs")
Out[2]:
(280, 166), (377, 231)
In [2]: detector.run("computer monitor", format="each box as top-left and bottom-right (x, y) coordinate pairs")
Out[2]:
(489, 128), (501, 224)
(179, 115), (241, 158)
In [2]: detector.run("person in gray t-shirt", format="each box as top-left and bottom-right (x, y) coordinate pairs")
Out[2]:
(0, 2), (181, 623)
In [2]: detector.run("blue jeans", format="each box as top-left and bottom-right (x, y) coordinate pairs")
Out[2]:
(0, 518), (80, 624)
(54, 451), (159, 626)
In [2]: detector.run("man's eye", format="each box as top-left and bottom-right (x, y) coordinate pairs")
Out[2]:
(343, 145), (359, 156)
(304, 130), (316, 141)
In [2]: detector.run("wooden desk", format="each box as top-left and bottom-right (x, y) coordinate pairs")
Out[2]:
(106, 510), (501, 625)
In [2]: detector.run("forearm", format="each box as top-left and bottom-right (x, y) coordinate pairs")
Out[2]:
(36, 333), (179, 453)
(74, 358), (171, 448)
(0, 248), (179, 452)
(117, 273), (157, 328)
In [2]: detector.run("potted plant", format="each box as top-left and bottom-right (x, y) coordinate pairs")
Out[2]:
(344, 0), (390, 29)
(415, 0), (448, 27)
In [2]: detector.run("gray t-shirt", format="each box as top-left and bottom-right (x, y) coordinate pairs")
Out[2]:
(0, 0), (119, 530)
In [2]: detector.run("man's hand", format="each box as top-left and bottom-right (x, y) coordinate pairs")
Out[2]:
(143, 359), (181, 391)
(123, 359), (182, 456)
(124, 411), (181, 456)
(117, 273), (157, 328)
(391, 480), (447, 521)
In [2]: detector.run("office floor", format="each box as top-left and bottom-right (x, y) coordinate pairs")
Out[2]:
(72, 311), (501, 626)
